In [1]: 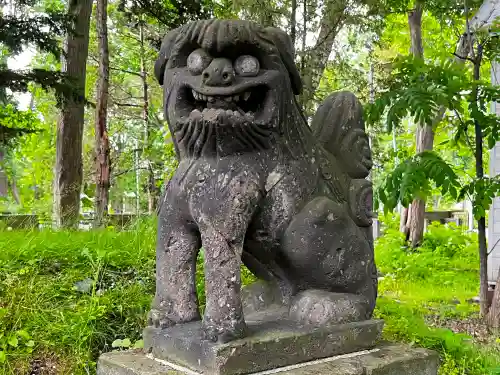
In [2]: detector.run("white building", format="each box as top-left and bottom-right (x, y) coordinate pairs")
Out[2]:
(471, 1), (500, 282)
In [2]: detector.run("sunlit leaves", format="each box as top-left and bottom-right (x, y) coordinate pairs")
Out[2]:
(376, 150), (461, 212)
(368, 31), (500, 221)
(365, 55), (471, 132)
(0, 104), (41, 146)
(376, 0), (484, 17)
(459, 178), (500, 220)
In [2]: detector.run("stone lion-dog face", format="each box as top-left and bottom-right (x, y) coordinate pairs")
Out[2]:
(154, 19), (303, 159)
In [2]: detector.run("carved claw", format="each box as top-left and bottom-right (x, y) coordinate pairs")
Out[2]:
(147, 309), (177, 329)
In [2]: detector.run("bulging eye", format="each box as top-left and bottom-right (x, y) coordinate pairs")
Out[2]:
(187, 49), (212, 75)
(234, 55), (260, 77)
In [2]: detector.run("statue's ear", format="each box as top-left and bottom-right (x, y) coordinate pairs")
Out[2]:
(154, 28), (181, 85)
(263, 27), (303, 95)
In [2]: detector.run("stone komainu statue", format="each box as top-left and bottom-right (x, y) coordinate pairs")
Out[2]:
(148, 19), (377, 343)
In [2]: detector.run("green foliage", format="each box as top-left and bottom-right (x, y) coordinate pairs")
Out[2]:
(377, 218), (478, 288)
(459, 177), (500, 220)
(0, 0), (79, 104)
(377, 0), (484, 17)
(367, 49), (500, 218)
(0, 10), (69, 58)
(0, 220), (256, 373)
(0, 221), (156, 373)
(0, 105), (41, 146)
(117, 0), (214, 31)
(366, 56), (471, 132)
(376, 150), (460, 212)
(0, 69), (78, 106)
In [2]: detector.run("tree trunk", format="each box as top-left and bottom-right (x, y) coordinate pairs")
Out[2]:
(400, 206), (410, 237)
(138, 20), (157, 214)
(409, 125), (435, 247)
(472, 43), (489, 317)
(8, 179), (20, 204)
(0, 148), (21, 205)
(301, 0), (307, 72)
(94, 0), (110, 228)
(407, 2), (433, 248)
(408, 3), (423, 57)
(53, 0), (93, 229)
(0, 149), (9, 199)
(290, 0), (297, 48)
(300, 0), (347, 112)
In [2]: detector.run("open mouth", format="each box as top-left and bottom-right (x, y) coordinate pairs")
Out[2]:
(177, 85), (272, 124)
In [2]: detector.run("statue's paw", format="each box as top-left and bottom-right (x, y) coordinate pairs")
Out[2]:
(147, 308), (177, 329)
(289, 290), (370, 327)
(201, 320), (248, 343)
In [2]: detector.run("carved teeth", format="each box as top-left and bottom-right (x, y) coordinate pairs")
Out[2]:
(233, 95), (240, 102)
(243, 92), (251, 101)
(207, 96), (215, 103)
(224, 96), (232, 102)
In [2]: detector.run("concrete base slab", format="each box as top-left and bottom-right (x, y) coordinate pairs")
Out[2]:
(97, 344), (439, 375)
(143, 312), (383, 375)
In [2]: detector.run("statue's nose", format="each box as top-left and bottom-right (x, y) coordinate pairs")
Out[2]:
(202, 58), (235, 86)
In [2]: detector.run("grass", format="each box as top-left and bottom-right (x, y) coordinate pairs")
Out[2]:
(0, 221), (156, 374)
(0, 216), (499, 374)
(375, 214), (500, 374)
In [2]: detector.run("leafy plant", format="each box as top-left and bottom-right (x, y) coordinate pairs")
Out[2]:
(367, 53), (500, 216)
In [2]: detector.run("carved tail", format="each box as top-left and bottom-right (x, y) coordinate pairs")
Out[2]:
(311, 92), (374, 228)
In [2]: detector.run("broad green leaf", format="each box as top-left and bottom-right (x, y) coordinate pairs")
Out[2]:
(8, 336), (18, 347)
(16, 330), (30, 340)
(26, 340), (35, 347)
(133, 339), (144, 349)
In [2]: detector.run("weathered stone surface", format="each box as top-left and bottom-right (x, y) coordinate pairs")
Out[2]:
(97, 344), (439, 375)
(97, 349), (182, 375)
(241, 280), (285, 315)
(289, 290), (371, 326)
(148, 17), (378, 344)
(143, 313), (383, 375)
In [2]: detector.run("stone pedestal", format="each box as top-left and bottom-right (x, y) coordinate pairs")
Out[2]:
(143, 319), (383, 375)
(97, 343), (439, 375)
(97, 309), (439, 375)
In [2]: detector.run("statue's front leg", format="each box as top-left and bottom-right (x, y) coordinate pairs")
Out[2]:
(196, 175), (262, 343)
(148, 208), (202, 329)
(201, 231), (247, 343)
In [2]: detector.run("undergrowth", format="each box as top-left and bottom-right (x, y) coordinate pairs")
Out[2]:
(0, 216), (498, 374)
(375, 214), (500, 374)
